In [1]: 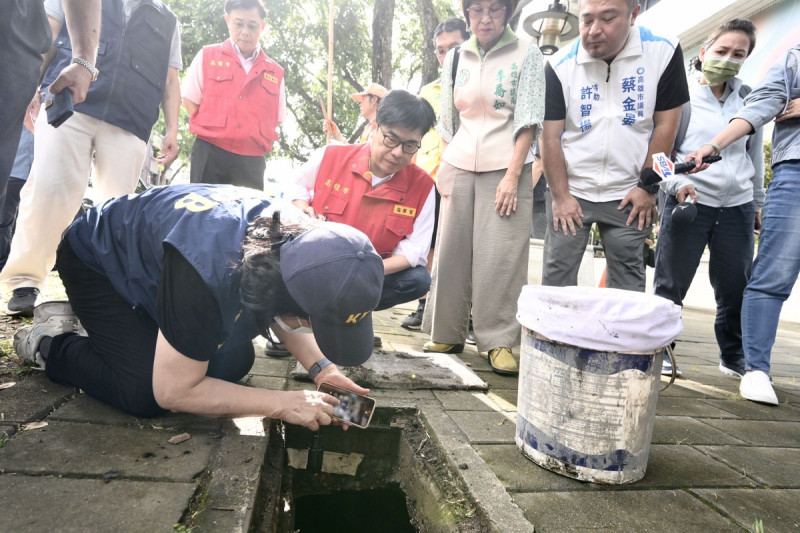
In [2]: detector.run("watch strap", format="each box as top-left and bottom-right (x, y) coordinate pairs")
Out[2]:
(637, 181), (660, 195)
(308, 358), (333, 380)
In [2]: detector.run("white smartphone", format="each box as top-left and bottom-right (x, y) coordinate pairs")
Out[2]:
(317, 382), (376, 429)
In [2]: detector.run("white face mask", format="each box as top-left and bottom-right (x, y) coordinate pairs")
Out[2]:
(273, 315), (313, 335)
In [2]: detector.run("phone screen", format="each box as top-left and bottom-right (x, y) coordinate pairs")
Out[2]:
(317, 382), (375, 429)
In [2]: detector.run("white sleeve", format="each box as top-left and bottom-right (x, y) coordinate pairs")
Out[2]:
(181, 49), (204, 105)
(278, 78), (286, 124)
(168, 19), (182, 70)
(393, 186), (435, 267)
(282, 146), (327, 202)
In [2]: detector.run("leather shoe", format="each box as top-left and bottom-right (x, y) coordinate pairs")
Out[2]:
(423, 341), (464, 354)
(488, 347), (518, 376)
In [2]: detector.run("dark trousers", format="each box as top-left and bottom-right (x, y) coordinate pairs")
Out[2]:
(376, 265), (431, 311)
(47, 239), (255, 417)
(0, 177), (25, 270)
(190, 137), (266, 190)
(0, 1), (49, 211)
(653, 196), (754, 366)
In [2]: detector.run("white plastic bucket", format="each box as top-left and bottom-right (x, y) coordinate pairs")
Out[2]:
(515, 327), (664, 484)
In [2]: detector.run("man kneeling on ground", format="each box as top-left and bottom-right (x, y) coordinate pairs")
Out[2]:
(14, 184), (383, 430)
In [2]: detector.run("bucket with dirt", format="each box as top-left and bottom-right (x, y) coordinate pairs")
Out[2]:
(515, 286), (682, 484)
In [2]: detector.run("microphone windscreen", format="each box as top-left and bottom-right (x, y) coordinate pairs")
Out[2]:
(671, 202), (697, 226)
(640, 167), (661, 185)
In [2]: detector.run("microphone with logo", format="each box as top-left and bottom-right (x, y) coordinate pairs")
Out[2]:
(643, 153), (722, 226)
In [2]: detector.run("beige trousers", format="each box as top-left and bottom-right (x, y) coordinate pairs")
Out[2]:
(1, 112), (145, 290)
(424, 162), (532, 352)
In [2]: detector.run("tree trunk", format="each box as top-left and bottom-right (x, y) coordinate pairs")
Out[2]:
(371, 0), (394, 87)
(416, 0), (440, 85)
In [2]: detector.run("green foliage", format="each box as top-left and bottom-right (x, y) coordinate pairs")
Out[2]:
(170, 0), (229, 65)
(264, 0), (373, 160)
(393, 0), (460, 90)
(763, 140), (772, 189)
(154, 0), (459, 172)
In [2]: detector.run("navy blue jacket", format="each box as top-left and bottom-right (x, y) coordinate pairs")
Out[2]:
(67, 184), (272, 352)
(42, 0), (176, 141)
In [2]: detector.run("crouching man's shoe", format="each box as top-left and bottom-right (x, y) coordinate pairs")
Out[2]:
(7, 287), (40, 317)
(488, 347), (518, 376)
(739, 370), (779, 406)
(423, 341), (464, 354)
(13, 301), (81, 370)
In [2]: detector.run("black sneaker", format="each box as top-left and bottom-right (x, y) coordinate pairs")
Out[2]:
(401, 301), (425, 330)
(8, 287), (40, 317)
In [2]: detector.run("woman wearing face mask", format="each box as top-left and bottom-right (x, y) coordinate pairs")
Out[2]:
(653, 19), (763, 379)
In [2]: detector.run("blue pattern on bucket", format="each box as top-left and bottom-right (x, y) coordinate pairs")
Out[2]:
(516, 414), (636, 471)
(522, 333), (656, 375)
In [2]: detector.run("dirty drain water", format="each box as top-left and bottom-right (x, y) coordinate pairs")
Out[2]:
(294, 485), (414, 532)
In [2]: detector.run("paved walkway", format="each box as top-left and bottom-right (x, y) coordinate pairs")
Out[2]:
(1, 302), (799, 532)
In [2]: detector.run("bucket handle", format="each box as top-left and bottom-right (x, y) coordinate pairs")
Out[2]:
(659, 344), (677, 391)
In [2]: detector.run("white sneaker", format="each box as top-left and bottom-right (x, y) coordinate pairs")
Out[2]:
(739, 370), (779, 406)
(13, 301), (81, 370)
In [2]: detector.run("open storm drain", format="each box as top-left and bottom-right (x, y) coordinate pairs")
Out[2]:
(257, 408), (488, 532)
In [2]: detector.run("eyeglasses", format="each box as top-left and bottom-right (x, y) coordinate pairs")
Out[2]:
(467, 4), (507, 21)
(435, 43), (459, 57)
(378, 125), (421, 154)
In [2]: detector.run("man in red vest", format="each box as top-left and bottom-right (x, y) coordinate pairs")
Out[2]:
(288, 90), (437, 342)
(182, 0), (284, 190)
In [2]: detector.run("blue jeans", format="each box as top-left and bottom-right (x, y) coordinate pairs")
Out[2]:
(376, 265), (430, 311)
(742, 160), (800, 373)
(654, 195), (754, 370)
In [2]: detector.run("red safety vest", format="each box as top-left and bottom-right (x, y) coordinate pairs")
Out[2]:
(189, 40), (283, 156)
(311, 144), (434, 257)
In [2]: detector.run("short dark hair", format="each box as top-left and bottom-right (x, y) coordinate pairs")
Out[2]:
(432, 18), (469, 47)
(225, 0), (267, 19)
(375, 90), (436, 136)
(238, 212), (320, 331)
(692, 18), (757, 71)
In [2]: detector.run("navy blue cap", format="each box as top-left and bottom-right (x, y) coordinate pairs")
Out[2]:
(280, 222), (384, 366)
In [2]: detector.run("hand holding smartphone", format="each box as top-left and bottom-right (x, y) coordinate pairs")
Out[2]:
(45, 88), (74, 128)
(318, 382), (376, 429)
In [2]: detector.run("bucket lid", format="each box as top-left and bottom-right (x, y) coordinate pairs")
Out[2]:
(516, 285), (682, 352)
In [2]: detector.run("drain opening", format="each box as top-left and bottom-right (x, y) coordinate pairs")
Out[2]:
(294, 485), (414, 533)
(262, 408), (488, 532)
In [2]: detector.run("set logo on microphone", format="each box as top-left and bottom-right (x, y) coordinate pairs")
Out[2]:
(652, 153), (674, 180)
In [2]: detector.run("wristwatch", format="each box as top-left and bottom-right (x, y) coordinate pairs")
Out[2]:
(637, 181), (661, 195)
(308, 358), (333, 380)
(71, 57), (99, 82)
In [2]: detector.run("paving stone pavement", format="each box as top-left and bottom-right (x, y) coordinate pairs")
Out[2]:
(1, 304), (799, 532)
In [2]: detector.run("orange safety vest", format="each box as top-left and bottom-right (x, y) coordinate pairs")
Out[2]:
(189, 40), (283, 156)
(311, 144), (434, 257)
